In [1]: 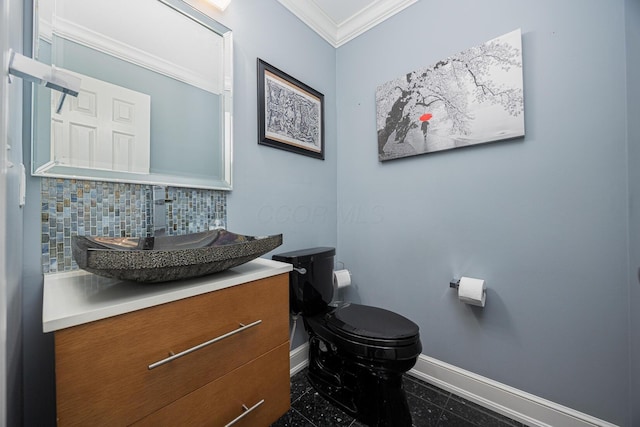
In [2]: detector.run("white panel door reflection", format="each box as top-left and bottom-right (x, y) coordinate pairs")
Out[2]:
(51, 70), (151, 174)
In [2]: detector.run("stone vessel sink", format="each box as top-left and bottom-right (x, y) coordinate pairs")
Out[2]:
(71, 230), (283, 283)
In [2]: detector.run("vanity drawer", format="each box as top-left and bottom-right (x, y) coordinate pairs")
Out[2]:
(133, 342), (290, 426)
(54, 274), (288, 426)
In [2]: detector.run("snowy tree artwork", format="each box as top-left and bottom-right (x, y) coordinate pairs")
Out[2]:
(376, 29), (524, 161)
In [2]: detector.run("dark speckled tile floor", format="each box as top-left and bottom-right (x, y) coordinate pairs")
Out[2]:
(271, 369), (525, 427)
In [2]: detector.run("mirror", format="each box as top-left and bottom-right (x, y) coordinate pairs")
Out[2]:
(32, 0), (233, 190)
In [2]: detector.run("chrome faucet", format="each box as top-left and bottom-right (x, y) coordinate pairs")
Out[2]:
(152, 186), (167, 236)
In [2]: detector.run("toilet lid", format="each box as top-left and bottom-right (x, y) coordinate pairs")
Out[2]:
(326, 303), (419, 345)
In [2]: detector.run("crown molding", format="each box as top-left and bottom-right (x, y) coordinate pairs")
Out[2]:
(51, 17), (220, 94)
(278, 0), (417, 48)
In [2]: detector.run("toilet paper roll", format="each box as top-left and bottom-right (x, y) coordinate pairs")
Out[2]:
(333, 269), (351, 290)
(458, 276), (486, 307)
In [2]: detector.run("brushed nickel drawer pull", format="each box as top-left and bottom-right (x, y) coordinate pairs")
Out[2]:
(224, 399), (265, 427)
(147, 319), (262, 370)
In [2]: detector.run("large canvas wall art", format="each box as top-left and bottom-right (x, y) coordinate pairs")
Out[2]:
(376, 29), (524, 161)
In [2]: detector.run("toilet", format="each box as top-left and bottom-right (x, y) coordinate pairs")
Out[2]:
(273, 247), (422, 427)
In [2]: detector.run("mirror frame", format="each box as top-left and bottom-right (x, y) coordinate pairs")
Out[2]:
(31, 0), (233, 190)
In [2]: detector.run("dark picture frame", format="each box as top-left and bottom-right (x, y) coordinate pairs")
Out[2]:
(257, 58), (325, 160)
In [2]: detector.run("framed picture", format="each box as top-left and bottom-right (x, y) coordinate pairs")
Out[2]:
(376, 29), (524, 161)
(257, 58), (325, 160)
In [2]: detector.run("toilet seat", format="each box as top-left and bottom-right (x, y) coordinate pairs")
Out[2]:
(306, 303), (422, 361)
(328, 303), (419, 345)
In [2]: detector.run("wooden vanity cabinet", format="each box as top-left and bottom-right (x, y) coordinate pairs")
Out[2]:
(53, 273), (290, 426)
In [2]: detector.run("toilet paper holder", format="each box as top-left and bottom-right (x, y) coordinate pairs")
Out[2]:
(449, 278), (487, 296)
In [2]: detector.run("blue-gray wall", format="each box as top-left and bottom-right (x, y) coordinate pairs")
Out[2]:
(16, 0), (638, 425)
(21, 0), (57, 423)
(222, 0), (338, 349)
(2, 0), (25, 425)
(625, 0), (640, 424)
(336, 0), (629, 425)
(223, 0), (337, 249)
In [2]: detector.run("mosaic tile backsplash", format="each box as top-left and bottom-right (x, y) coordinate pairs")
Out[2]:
(41, 178), (227, 273)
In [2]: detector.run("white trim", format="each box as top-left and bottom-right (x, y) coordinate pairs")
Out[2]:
(287, 349), (618, 427)
(289, 342), (309, 376)
(277, 0), (417, 48)
(410, 355), (618, 427)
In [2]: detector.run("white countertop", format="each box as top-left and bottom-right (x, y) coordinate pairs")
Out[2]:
(42, 257), (293, 333)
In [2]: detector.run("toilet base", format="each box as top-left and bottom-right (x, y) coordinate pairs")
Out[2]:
(307, 335), (414, 427)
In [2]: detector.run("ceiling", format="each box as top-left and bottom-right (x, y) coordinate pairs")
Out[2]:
(277, 0), (418, 47)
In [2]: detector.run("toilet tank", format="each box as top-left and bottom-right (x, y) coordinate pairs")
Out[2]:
(272, 247), (336, 316)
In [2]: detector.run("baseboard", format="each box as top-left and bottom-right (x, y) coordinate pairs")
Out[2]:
(410, 355), (618, 427)
(288, 348), (617, 427)
(289, 342), (309, 376)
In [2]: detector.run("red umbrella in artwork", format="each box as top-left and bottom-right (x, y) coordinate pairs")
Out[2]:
(419, 113), (432, 142)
